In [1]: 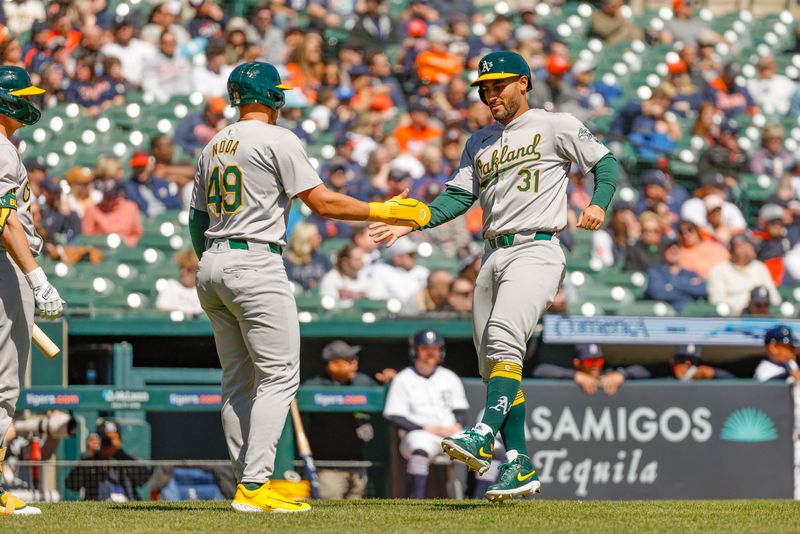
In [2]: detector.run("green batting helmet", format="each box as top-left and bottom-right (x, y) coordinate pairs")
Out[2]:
(471, 51), (532, 105)
(0, 66), (44, 125)
(227, 61), (291, 111)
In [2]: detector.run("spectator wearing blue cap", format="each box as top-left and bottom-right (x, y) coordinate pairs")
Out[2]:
(38, 177), (81, 244)
(646, 235), (707, 311)
(609, 86), (681, 161)
(698, 119), (750, 182)
(755, 326), (800, 383)
(742, 286), (772, 317)
(634, 169), (685, 216)
(671, 344), (734, 381)
(533, 344), (650, 396)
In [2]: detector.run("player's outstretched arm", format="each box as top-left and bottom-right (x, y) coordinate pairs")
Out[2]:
(1, 209), (64, 319)
(370, 185), (476, 247)
(298, 184), (430, 227)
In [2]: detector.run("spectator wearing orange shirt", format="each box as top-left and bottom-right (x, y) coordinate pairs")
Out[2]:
(47, 13), (81, 53)
(414, 26), (463, 86)
(393, 103), (442, 158)
(82, 180), (143, 247)
(676, 219), (729, 278)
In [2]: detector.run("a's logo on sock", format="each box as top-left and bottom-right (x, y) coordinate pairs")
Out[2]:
(490, 396), (510, 415)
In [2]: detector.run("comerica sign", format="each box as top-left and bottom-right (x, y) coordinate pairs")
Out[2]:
(463, 381), (793, 499)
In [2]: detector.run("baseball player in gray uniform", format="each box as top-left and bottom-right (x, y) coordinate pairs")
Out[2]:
(370, 51), (618, 501)
(0, 67), (64, 516)
(188, 62), (429, 513)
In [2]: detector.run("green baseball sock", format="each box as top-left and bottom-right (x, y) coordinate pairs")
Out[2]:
(499, 389), (528, 456)
(479, 361), (523, 435)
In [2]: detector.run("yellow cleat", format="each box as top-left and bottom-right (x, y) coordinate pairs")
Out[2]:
(0, 490), (41, 516)
(231, 482), (311, 513)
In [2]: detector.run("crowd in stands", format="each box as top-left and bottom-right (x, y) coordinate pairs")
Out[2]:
(4, 0), (800, 319)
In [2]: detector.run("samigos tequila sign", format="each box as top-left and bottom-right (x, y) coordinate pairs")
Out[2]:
(463, 382), (793, 499)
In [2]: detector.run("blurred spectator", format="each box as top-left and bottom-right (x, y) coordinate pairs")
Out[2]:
(670, 344), (733, 381)
(319, 244), (371, 307)
(634, 169), (685, 217)
(707, 233), (780, 314)
(191, 40), (233, 97)
(610, 87), (680, 160)
(5, 0), (45, 36)
(285, 31), (323, 101)
(591, 201), (639, 268)
(747, 55), (797, 115)
(415, 26), (462, 85)
(680, 171), (746, 234)
(571, 59), (615, 121)
(124, 151), (182, 217)
(368, 239), (429, 303)
(303, 341), (384, 500)
(24, 156), (46, 197)
(156, 250), (203, 316)
(529, 55), (579, 113)
(383, 330), (468, 499)
(284, 222), (331, 291)
(676, 220), (729, 278)
(38, 176), (81, 244)
(646, 235), (707, 311)
(65, 419), (151, 501)
(742, 286), (773, 317)
(141, 1), (191, 45)
(393, 103), (442, 158)
(150, 135), (195, 187)
(189, 0), (226, 40)
(754, 325), (799, 383)
(82, 178), (143, 247)
(412, 269), (453, 313)
(142, 30), (192, 102)
(662, 0), (720, 45)
(692, 101), (721, 144)
(23, 21), (51, 74)
(697, 119), (749, 181)
(0, 37), (24, 68)
(705, 63), (756, 118)
(755, 203), (796, 286)
(351, 224), (382, 266)
(750, 123), (795, 179)
(664, 58), (704, 116)
(174, 97), (228, 157)
(533, 344), (650, 396)
(445, 276), (474, 313)
(588, 0), (642, 46)
(66, 55), (123, 116)
(624, 211), (663, 272)
(101, 16), (157, 87)
(65, 166), (98, 218)
(102, 56), (132, 95)
(466, 14), (512, 68)
(244, 5), (286, 65)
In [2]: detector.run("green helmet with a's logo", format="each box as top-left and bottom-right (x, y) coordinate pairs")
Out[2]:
(0, 66), (45, 125)
(227, 61), (291, 111)
(471, 51), (532, 104)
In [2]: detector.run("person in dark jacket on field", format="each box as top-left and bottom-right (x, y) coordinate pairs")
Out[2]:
(670, 344), (734, 381)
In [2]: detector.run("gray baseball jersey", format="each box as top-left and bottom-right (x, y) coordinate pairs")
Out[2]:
(0, 137), (42, 255)
(190, 121), (322, 246)
(447, 109), (609, 239)
(191, 119), (321, 485)
(0, 136), (37, 445)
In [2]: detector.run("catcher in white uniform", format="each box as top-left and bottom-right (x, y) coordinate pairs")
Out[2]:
(383, 330), (468, 498)
(371, 50), (619, 501)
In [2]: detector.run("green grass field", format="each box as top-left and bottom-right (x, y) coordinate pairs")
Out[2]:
(5, 500), (800, 533)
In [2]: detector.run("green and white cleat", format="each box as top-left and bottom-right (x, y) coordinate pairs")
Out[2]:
(485, 454), (541, 502)
(441, 429), (494, 475)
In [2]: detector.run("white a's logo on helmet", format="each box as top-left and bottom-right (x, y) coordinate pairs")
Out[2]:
(480, 60), (493, 74)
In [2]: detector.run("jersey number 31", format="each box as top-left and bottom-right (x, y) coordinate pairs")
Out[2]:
(207, 164), (243, 215)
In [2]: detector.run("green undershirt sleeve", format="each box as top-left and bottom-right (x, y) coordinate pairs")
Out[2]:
(421, 186), (477, 230)
(189, 207), (210, 259)
(589, 152), (619, 212)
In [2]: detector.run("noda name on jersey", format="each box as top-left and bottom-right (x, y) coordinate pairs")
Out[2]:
(212, 139), (240, 158)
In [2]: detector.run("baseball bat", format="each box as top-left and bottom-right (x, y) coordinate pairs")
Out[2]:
(289, 399), (321, 499)
(32, 324), (60, 359)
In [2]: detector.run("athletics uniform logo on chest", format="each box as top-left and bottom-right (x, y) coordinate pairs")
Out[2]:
(474, 132), (543, 204)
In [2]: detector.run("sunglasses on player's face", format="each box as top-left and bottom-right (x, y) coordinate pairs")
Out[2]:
(580, 357), (605, 367)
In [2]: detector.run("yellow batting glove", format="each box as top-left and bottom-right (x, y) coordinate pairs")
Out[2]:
(368, 197), (431, 228)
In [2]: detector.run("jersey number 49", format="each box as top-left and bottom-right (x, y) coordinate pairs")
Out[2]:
(207, 164), (243, 215)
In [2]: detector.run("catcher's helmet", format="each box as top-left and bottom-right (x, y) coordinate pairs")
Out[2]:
(227, 61), (291, 111)
(0, 67), (44, 125)
(408, 329), (446, 362)
(471, 51), (532, 105)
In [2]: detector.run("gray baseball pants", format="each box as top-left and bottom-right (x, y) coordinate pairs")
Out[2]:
(196, 241), (300, 484)
(0, 252), (34, 446)
(473, 240), (566, 380)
